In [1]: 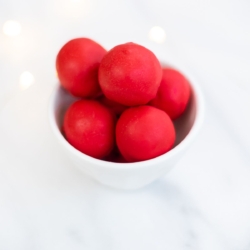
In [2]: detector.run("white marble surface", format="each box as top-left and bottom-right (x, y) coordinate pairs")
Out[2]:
(1, 0), (250, 249)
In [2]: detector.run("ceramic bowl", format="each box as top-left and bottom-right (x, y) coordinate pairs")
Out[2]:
(48, 61), (205, 190)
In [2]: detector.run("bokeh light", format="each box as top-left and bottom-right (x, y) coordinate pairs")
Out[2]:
(149, 26), (166, 43)
(19, 71), (35, 90)
(3, 20), (22, 37)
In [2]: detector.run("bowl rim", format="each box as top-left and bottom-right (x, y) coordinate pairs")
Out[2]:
(48, 61), (205, 170)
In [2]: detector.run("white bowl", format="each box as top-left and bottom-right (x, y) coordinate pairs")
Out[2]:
(48, 62), (205, 190)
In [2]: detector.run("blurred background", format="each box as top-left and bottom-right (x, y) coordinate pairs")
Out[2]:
(0, 0), (250, 249)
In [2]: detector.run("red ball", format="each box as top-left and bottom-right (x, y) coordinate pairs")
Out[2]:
(63, 100), (115, 159)
(56, 38), (106, 98)
(98, 42), (162, 106)
(116, 106), (176, 162)
(150, 68), (191, 120)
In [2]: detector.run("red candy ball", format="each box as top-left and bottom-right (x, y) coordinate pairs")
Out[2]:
(56, 38), (106, 98)
(116, 106), (176, 162)
(98, 42), (162, 106)
(63, 100), (115, 159)
(150, 68), (191, 120)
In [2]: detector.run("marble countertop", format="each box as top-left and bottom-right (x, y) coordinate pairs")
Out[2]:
(0, 0), (250, 249)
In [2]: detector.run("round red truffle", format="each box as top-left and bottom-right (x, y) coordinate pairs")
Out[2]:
(116, 106), (176, 162)
(56, 38), (106, 98)
(63, 100), (115, 159)
(150, 68), (191, 120)
(98, 42), (162, 106)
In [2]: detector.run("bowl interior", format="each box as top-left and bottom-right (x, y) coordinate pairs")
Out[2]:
(53, 87), (80, 132)
(173, 87), (196, 146)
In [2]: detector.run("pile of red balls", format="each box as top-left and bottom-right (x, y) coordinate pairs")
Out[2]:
(56, 38), (190, 163)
